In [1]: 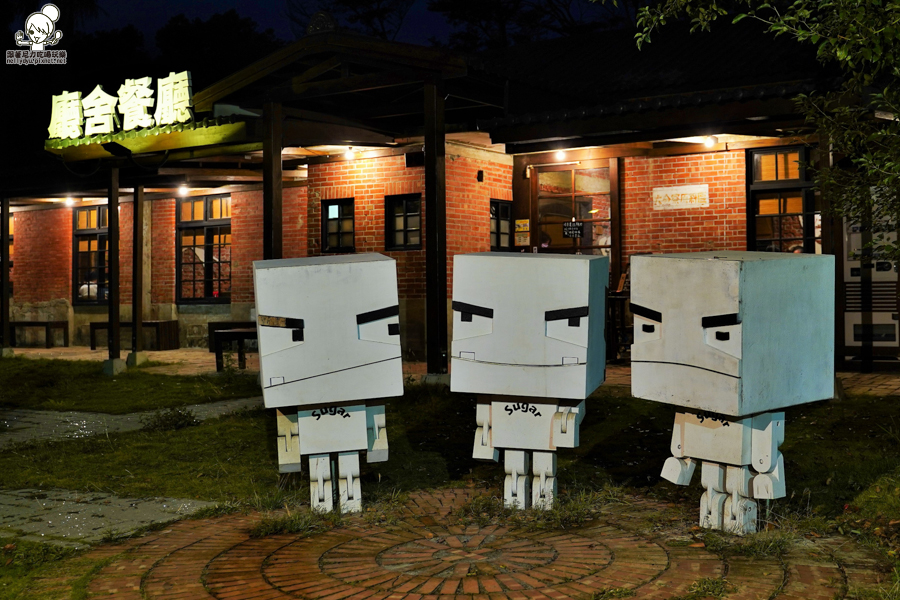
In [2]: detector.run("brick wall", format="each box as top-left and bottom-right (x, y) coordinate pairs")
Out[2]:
(621, 151), (747, 266)
(151, 198), (175, 304)
(446, 147), (513, 296)
(118, 203), (133, 304)
(284, 186), (308, 259)
(231, 190), (262, 304)
(307, 155), (427, 298)
(13, 208), (72, 302)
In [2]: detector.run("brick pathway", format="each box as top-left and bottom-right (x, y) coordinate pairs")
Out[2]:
(25, 489), (889, 600)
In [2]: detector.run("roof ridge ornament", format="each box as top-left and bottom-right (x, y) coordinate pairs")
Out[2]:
(307, 11), (336, 36)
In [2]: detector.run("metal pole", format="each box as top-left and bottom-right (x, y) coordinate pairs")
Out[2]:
(424, 79), (448, 374)
(132, 186), (144, 352)
(108, 167), (120, 360)
(263, 102), (283, 260)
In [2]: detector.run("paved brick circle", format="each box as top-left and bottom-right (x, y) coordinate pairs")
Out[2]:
(28, 489), (887, 600)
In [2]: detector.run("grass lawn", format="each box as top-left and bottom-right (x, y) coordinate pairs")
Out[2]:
(2, 381), (900, 598)
(0, 357), (260, 414)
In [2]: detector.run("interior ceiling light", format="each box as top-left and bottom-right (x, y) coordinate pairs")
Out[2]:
(704, 136), (718, 147)
(178, 186), (189, 197)
(554, 150), (566, 160)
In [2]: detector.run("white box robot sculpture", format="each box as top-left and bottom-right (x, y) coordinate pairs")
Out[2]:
(451, 253), (608, 509)
(630, 252), (834, 534)
(253, 254), (402, 513)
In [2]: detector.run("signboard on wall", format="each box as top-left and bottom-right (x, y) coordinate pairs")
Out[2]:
(652, 184), (709, 210)
(515, 219), (530, 246)
(563, 221), (584, 238)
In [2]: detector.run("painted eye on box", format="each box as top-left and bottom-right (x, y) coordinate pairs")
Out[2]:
(701, 313), (742, 358)
(630, 302), (662, 342)
(258, 314), (305, 357)
(452, 300), (493, 339)
(357, 305), (401, 346)
(545, 306), (589, 347)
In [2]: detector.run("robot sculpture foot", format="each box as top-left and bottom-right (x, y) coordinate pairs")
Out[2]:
(661, 456), (696, 485)
(723, 465), (757, 535)
(532, 451), (557, 510)
(338, 452), (362, 513)
(310, 454), (334, 513)
(504, 450), (531, 509)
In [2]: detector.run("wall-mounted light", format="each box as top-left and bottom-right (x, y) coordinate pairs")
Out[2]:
(65, 197), (74, 207)
(555, 150), (566, 160)
(178, 186), (189, 197)
(344, 147), (355, 159)
(704, 136), (718, 148)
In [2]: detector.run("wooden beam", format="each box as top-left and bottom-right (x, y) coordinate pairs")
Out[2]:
(1, 199), (9, 349)
(291, 71), (424, 99)
(291, 55), (343, 87)
(424, 79), (448, 374)
(263, 102), (283, 260)
(132, 186), (144, 353)
(158, 168), (262, 178)
(108, 168), (121, 360)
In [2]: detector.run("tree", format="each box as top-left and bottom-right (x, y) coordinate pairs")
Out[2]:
(636, 0), (900, 259)
(430, 0), (649, 51)
(286, 0), (416, 40)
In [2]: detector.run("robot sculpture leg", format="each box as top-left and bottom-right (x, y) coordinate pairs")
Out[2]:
(532, 451), (557, 509)
(504, 450), (531, 509)
(338, 452), (362, 513)
(310, 454), (334, 513)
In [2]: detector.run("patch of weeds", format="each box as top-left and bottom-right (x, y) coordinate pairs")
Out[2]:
(589, 588), (635, 599)
(364, 488), (410, 526)
(140, 407), (199, 431)
(700, 529), (794, 559)
(188, 499), (245, 519)
(845, 566), (900, 600)
(131, 360), (173, 369)
(0, 537), (79, 568)
(670, 577), (736, 600)
(455, 494), (515, 527)
(250, 507), (344, 538)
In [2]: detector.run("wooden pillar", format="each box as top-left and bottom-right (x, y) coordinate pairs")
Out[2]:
(131, 186), (144, 352)
(108, 167), (121, 360)
(424, 79), (448, 374)
(263, 102), (283, 260)
(1, 199), (9, 349)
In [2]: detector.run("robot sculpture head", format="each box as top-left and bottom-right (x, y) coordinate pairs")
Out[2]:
(253, 254), (403, 408)
(450, 253), (608, 399)
(630, 251), (835, 416)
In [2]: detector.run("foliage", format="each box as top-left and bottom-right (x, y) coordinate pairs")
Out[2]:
(140, 407), (200, 432)
(700, 529), (794, 558)
(250, 507), (344, 538)
(287, 0), (417, 40)
(589, 588), (635, 599)
(0, 356), (260, 414)
(635, 0), (900, 260)
(670, 577), (736, 600)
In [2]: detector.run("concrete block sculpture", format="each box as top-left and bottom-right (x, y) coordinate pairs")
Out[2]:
(451, 253), (608, 509)
(253, 254), (402, 513)
(630, 251), (834, 534)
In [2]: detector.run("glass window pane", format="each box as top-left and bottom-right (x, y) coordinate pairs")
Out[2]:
(780, 151), (800, 179)
(393, 202), (404, 216)
(491, 233), (498, 247)
(78, 239), (89, 252)
(327, 220), (338, 233)
(574, 168), (610, 194)
(783, 194), (803, 214)
(89, 209), (98, 229)
(408, 231), (420, 245)
(490, 219), (497, 233)
(211, 199), (221, 220)
(490, 204), (497, 218)
(328, 233), (339, 248)
(500, 233), (510, 247)
(757, 193), (780, 215)
(181, 202), (192, 222)
(341, 233), (353, 247)
(408, 216), (420, 230)
(341, 203), (353, 218)
(586, 195), (611, 219)
(500, 203), (510, 218)
(341, 218), (353, 232)
(755, 154), (777, 181)
(192, 200), (203, 220)
(8, 216), (13, 237)
(782, 215), (804, 239)
(538, 170), (572, 194)
(328, 205), (339, 220)
(100, 208), (108, 228)
(394, 216), (404, 232)
(576, 197), (593, 219)
(408, 199), (420, 215)
(539, 198), (573, 222)
(539, 224), (573, 248)
(221, 197), (231, 218)
(582, 221), (612, 247)
(500, 220), (510, 234)
(756, 217), (778, 240)
(395, 232), (404, 246)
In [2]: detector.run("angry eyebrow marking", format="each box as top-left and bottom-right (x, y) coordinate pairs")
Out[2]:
(356, 305), (400, 325)
(701, 313), (741, 328)
(630, 303), (662, 322)
(452, 301), (494, 322)
(545, 306), (589, 321)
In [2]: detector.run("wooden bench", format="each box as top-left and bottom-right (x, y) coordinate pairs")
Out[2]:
(207, 321), (256, 351)
(90, 320), (180, 350)
(9, 321), (69, 348)
(213, 328), (258, 371)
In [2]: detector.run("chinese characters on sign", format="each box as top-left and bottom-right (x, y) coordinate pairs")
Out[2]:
(652, 184), (710, 210)
(515, 219), (530, 246)
(47, 71), (193, 140)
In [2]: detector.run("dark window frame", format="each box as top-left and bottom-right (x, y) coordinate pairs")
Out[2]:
(490, 199), (514, 252)
(72, 205), (109, 305)
(385, 193), (422, 251)
(746, 146), (820, 254)
(7, 214), (13, 297)
(175, 194), (232, 305)
(322, 198), (355, 253)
